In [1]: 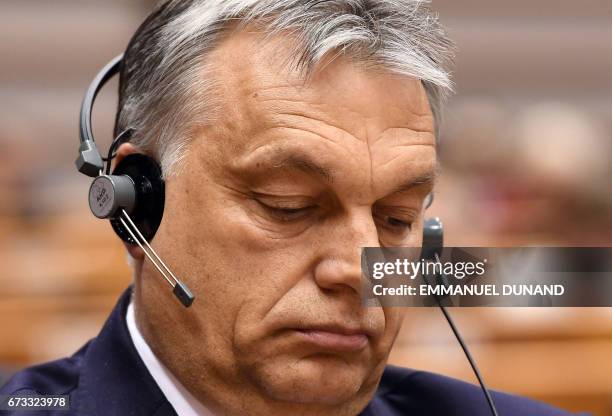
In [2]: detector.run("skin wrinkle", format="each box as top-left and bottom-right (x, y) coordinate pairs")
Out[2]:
(366, 129), (376, 202)
(250, 88), (369, 148)
(272, 112), (364, 146)
(122, 28), (437, 416)
(234, 144), (339, 186)
(390, 170), (437, 196)
(237, 129), (352, 172)
(380, 145), (436, 172)
(376, 125), (435, 140)
(271, 154), (334, 183)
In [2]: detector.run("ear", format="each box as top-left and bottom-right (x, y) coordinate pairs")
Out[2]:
(114, 142), (139, 166)
(113, 142), (146, 263)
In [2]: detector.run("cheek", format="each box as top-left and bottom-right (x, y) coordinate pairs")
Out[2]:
(385, 308), (405, 333)
(368, 308), (404, 362)
(166, 177), (313, 317)
(157, 183), (315, 375)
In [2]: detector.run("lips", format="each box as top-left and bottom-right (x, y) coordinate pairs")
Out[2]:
(292, 325), (371, 352)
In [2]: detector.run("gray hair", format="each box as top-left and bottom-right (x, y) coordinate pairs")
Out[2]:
(116, 0), (456, 178)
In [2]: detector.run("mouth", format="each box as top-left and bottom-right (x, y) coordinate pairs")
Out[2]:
(292, 325), (370, 352)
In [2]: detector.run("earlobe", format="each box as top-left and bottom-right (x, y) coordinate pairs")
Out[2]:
(124, 240), (145, 262)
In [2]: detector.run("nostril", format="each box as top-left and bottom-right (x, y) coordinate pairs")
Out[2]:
(313, 256), (364, 297)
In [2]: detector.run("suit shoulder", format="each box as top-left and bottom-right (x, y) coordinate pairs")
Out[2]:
(0, 342), (90, 396)
(374, 365), (583, 416)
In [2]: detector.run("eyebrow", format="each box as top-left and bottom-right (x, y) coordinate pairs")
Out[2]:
(247, 149), (437, 193)
(269, 153), (334, 183)
(390, 168), (438, 195)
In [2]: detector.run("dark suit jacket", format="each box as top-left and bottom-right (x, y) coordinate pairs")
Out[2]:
(1, 288), (582, 415)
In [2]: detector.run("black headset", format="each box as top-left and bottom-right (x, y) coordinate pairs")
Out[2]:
(76, 54), (497, 415)
(76, 54), (194, 308)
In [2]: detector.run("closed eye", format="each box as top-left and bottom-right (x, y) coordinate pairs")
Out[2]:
(257, 201), (315, 222)
(375, 213), (413, 233)
(372, 206), (417, 240)
(386, 216), (412, 229)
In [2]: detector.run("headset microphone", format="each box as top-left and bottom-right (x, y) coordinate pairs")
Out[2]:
(422, 216), (499, 416)
(76, 54), (194, 308)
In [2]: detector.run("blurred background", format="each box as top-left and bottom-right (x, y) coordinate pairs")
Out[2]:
(0, 0), (611, 414)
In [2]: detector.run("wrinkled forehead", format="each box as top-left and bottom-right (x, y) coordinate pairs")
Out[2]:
(208, 28), (434, 140)
(198, 29), (436, 196)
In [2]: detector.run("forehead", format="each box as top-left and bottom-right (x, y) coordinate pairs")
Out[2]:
(211, 29), (433, 131)
(201, 29), (436, 194)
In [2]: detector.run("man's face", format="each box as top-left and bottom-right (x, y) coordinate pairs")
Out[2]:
(136, 29), (436, 415)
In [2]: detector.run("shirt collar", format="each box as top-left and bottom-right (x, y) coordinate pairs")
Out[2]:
(126, 298), (215, 416)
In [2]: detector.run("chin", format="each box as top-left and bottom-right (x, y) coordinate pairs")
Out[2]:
(251, 354), (372, 405)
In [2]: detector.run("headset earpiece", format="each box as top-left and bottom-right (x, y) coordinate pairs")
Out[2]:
(87, 153), (165, 244)
(109, 154), (165, 244)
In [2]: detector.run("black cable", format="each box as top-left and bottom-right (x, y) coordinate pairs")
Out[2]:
(103, 129), (133, 174)
(430, 253), (499, 416)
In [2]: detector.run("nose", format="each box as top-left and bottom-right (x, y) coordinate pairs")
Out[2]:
(313, 208), (379, 297)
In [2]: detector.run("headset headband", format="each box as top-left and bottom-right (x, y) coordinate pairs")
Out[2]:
(76, 54), (124, 177)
